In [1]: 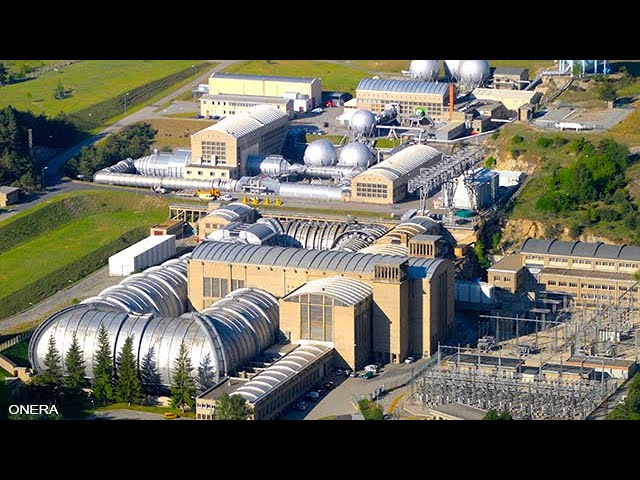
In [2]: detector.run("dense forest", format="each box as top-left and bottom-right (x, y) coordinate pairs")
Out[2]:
(64, 123), (157, 179)
(0, 106), (79, 191)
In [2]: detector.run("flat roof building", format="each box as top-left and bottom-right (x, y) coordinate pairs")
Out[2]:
(356, 78), (451, 123)
(190, 105), (289, 178)
(350, 145), (443, 204)
(0, 186), (19, 207)
(209, 72), (322, 108)
(493, 67), (529, 90)
(472, 87), (541, 111)
(200, 93), (292, 119)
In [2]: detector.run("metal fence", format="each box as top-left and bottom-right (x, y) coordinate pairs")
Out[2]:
(0, 331), (32, 352)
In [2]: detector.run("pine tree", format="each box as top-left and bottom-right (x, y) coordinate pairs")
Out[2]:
(197, 353), (215, 393)
(115, 336), (143, 405)
(64, 333), (86, 395)
(170, 341), (196, 413)
(39, 334), (63, 388)
(140, 346), (162, 395)
(92, 323), (114, 404)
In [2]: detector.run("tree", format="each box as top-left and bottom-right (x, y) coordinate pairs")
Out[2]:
(491, 232), (501, 252)
(568, 223), (583, 240)
(140, 346), (162, 396)
(171, 341), (196, 413)
(92, 323), (115, 404)
(473, 240), (491, 269)
(483, 409), (512, 420)
(597, 82), (617, 102)
(214, 392), (251, 420)
(39, 334), (63, 388)
(0, 62), (7, 86)
(64, 333), (86, 395)
(197, 352), (215, 393)
(115, 336), (143, 405)
(484, 156), (496, 169)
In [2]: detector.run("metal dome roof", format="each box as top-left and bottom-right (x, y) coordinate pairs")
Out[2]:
(458, 60), (490, 88)
(444, 60), (462, 79)
(357, 78), (450, 96)
(410, 60), (440, 82)
(339, 142), (373, 168)
(283, 276), (373, 306)
(303, 139), (337, 167)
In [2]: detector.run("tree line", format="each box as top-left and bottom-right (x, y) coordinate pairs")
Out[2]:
(64, 123), (157, 179)
(0, 106), (79, 191)
(608, 373), (640, 420)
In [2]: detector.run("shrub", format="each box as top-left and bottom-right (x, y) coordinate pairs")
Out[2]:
(536, 137), (553, 148)
(485, 156), (496, 168)
(599, 208), (621, 222)
(511, 135), (524, 145)
(568, 224), (583, 240)
(491, 131), (500, 140)
(510, 148), (521, 159)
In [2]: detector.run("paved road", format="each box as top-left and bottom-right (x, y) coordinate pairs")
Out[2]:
(91, 409), (190, 420)
(44, 60), (239, 185)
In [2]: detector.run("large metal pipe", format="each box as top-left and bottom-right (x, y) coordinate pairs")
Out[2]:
(93, 171), (239, 192)
(277, 182), (345, 202)
(303, 165), (364, 180)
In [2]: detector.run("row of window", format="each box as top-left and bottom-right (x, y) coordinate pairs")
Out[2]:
(493, 276), (512, 282)
(546, 279), (638, 292)
(203, 277), (245, 298)
(186, 169), (227, 177)
(355, 183), (388, 198)
(201, 141), (227, 164)
(526, 255), (639, 270)
(300, 302), (333, 342)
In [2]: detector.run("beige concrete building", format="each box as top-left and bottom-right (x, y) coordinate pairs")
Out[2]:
(0, 186), (19, 207)
(188, 241), (455, 365)
(492, 67), (529, 90)
(488, 238), (640, 306)
(356, 78), (451, 123)
(208, 73), (322, 108)
(200, 93), (292, 118)
(472, 87), (541, 111)
(351, 144), (442, 204)
(190, 105), (289, 178)
(197, 203), (257, 238)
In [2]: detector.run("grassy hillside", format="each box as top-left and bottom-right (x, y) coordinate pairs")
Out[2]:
(141, 118), (215, 150)
(0, 60), (205, 117)
(222, 60), (369, 94)
(0, 191), (168, 318)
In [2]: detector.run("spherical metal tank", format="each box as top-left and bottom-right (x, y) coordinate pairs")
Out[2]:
(303, 139), (338, 167)
(444, 60), (462, 80)
(458, 60), (490, 88)
(339, 142), (373, 168)
(350, 109), (377, 135)
(409, 60), (440, 82)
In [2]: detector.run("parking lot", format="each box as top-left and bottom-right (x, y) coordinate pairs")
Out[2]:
(533, 106), (632, 131)
(277, 361), (421, 420)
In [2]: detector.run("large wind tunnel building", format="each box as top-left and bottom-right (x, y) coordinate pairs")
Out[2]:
(29, 205), (455, 418)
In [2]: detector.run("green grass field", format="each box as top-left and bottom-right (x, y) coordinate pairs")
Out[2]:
(222, 60), (369, 94)
(1, 339), (29, 367)
(488, 60), (554, 75)
(0, 60), (204, 116)
(1, 60), (62, 77)
(0, 191), (167, 300)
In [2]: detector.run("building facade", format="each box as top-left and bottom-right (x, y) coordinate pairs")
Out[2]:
(0, 186), (19, 207)
(190, 105), (289, 178)
(492, 67), (529, 90)
(200, 93), (292, 118)
(208, 73), (322, 108)
(350, 144), (443, 205)
(356, 78), (451, 123)
(187, 241), (455, 365)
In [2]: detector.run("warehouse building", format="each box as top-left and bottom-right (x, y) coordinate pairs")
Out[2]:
(488, 238), (640, 305)
(208, 73), (322, 108)
(472, 87), (541, 112)
(492, 67), (529, 90)
(190, 105), (289, 178)
(108, 235), (176, 276)
(188, 241), (455, 366)
(356, 78), (452, 123)
(197, 202), (257, 238)
(350, 144), (442, 204)
(200, 93), (293, 118)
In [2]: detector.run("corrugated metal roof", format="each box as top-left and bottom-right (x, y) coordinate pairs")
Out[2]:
(197, 105), (287, 139)
(359, 244), (409, 256)
(354, 145), (442, 183)
(191, 241), (446, 278)
(206, 202), (254, 221)
(473, 87), (538, 101)
(521, 238), (640, 261)
(357, 78), (450, 96)
(284, 276), (372, 306)
(231, 344), (332, 404)
(211, 72), (317, 84)
(109, 235), (175, 261)
(0, 186), (19, 193)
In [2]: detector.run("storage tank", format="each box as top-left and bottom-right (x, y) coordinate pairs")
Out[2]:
(338, 142), (373, 168)
(409, 60), (440, 81)
(458, 60), (490, 88)
(349, 109), (377, 136)
(303, 140), (338, 167)
(108, 235), (176, 276)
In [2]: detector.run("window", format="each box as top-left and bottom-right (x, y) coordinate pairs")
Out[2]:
(547, 280), (557, 286)
(569, 282), (577, 288)
(493, 276), (501, 282)
(231, 279), (245, 291)
(503, 277), (510, 282)
(559, 281), (567, 287)
(299, 294), (333, 342)
(198, 171), (203, 176)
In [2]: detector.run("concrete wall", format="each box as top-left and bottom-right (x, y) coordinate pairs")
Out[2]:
(209, 76), (321, 108)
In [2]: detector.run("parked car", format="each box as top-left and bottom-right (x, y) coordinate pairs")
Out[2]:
(306, 391), (320, 401)
(404, 356), (416, 364)
(316, 387), (326, 395)
(296, 401), (309, 411)
(324, 382), (335, 390)
(349, 371), (358, 378)
(221, 194), (234, 202)
(311, 108), (324, 114)
(344, 369), (353, 377)
(163, 412), (178, 420)
(195, 114), (204, 119)
(361, 370), (374, 380)
(335, 369), (344, 376)
(364, 364), (379, 373)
